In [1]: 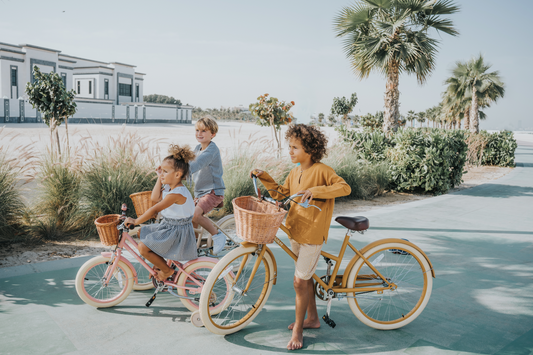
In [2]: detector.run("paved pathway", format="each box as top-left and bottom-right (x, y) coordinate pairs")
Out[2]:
(1, 144), (532, 355)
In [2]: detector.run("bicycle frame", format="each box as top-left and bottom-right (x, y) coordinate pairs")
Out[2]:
(237, 224), (397, 295)
(102, 229), (208, 293)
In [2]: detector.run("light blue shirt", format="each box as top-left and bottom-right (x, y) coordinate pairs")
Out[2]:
(189, 142), (225, 198)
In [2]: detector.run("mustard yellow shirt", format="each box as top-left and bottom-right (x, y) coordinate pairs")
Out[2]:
(259, 163), (351, 245)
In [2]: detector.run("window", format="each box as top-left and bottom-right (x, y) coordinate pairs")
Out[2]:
(89, 80), (92, 94)
(61, 73), (67, 88)
(77, 81), (80, 94)
(11, 67), (18, 86)
(119, 83), (132, 96)
(104, 80), (109, 95)
(136, 84), (139, 99)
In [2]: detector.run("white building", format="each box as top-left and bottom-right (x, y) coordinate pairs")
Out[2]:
(0, 42), (192, 124)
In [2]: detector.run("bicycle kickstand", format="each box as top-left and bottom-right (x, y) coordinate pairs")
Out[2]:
(146, 282), (166, 307)
(322, 290), (336, 328)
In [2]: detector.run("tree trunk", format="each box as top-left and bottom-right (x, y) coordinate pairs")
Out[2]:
(55, 125), (61, 156)
(458, 117), (462, 130)
(65, 116), (70, 154)
(383, 60), (400, 134)
(469, 86), (479, 133)
(464, 108), (470, 131)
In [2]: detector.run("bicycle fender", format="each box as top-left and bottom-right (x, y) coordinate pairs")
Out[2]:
(182, 257), (218, 269)
(100, 252), (138, 281)
(342, 238), (435, 288)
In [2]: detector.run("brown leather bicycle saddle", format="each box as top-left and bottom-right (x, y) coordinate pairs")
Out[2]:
(335, 216), (369, 231)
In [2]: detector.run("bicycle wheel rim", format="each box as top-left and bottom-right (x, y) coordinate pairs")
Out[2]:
(81, 261), (131, 304)
(178, 261), (230, 312)
(205, 250), (272, 330)
(351, 244), (431, 326)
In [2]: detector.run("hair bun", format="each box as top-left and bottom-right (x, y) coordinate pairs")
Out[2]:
(168, 144), (195, 164)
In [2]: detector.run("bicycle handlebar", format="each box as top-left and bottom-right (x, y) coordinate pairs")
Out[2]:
(251, 175), (322, 211)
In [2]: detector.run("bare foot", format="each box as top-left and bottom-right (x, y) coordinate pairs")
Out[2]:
(155, 268), (174, 281)
(287, 329), (304, 350)
(288, 318), (321, 330)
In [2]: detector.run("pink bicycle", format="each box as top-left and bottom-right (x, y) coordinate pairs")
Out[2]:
(75, 208), (234, 325)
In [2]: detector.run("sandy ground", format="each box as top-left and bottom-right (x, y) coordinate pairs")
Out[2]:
(0, 122), (519, 268)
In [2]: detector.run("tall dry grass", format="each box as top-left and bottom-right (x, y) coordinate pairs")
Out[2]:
(220, 131), (292, 214)
(0, 128), (37, 243)
(323, 143), (390, 200)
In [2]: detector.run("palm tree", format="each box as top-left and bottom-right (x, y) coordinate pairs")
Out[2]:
(450, 55), (505, 133)
(334, 0), (459, 133)
(416, 111), (426, 128)
(407, 110), (417, 128)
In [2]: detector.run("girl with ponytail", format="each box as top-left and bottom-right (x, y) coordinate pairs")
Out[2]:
(125, 144), (198, 281)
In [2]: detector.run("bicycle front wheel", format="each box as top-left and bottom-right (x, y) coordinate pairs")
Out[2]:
(75, 256), (134, 308)
(346, 242), (432, 330)
(199, 245), (275, 335)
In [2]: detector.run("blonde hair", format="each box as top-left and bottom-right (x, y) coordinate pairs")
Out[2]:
(195, 116), (219, 135)
(164, 144), (195, 176)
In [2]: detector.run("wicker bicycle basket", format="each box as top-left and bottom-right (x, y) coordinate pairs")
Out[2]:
(95, 214), (121, 246)
(130, 191), (157, 219)
(232, 196), (287, 244)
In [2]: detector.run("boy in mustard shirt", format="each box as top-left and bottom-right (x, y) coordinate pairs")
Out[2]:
(251, 124), (351, 350)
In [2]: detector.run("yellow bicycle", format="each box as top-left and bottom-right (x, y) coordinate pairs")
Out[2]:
(198, 176), (435, 335)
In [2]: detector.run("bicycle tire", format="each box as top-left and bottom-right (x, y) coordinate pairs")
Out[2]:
(75, 256), (134, 308)
(213, 214), (240, 254)
(346, 241), (432, 330)
(199, 245), (275, 335)
(177, 260), (232, 313)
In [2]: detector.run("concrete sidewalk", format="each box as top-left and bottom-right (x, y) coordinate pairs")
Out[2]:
(1, 145), (532, 355)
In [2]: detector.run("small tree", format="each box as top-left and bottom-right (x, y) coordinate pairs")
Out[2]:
(26, 66), (77, 155)
(360, 111), (384, 131)
(407, 110), (417, 128)
(318, 112), (325, 125)
(331, 93), (358, 127)
(249, 94), (294, 155)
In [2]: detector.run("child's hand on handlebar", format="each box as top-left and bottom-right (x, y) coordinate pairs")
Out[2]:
(124, 217), (136, 229)
(297, 190), (313, 203)
(250, 169), (264, 178)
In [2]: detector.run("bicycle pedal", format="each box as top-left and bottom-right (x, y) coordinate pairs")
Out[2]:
(322, 314), (336, 328)
(146, 294), (157, 307)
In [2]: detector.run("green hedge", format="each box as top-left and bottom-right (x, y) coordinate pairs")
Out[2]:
(338, 127), (469, 194)
(387, 129), (467, 194)
(466, 130), (517, 167)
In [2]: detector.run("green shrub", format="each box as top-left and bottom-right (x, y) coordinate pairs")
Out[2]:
(336, 127), (393, 162)
(466, 130), (517, 167)
(324, 145), (390, 200)
(387, 129), (467, 194)
(0, 151), (27, 242)
(482, 130), (517, 167)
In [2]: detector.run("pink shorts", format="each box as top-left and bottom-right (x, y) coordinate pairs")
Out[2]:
(194, 190), (224, 215)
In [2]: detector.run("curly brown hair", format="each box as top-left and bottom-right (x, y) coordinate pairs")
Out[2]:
(285, 124), (328, 163)
(164, 144), (196, 176)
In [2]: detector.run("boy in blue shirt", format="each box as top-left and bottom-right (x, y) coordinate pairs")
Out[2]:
(189, 117), (226, 254)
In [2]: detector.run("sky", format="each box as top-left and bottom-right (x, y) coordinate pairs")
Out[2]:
(2, 0), (533, 130)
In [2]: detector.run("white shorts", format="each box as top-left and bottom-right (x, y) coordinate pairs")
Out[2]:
(289, 239), (322, 280)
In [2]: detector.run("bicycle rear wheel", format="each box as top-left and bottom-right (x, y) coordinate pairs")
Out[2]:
(75, 256), (134, 308)
(199, 245), (275, 335)
(346, 241), (432, 330)
(177, 260), (232, 313)
(216, 214), (240, 252)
